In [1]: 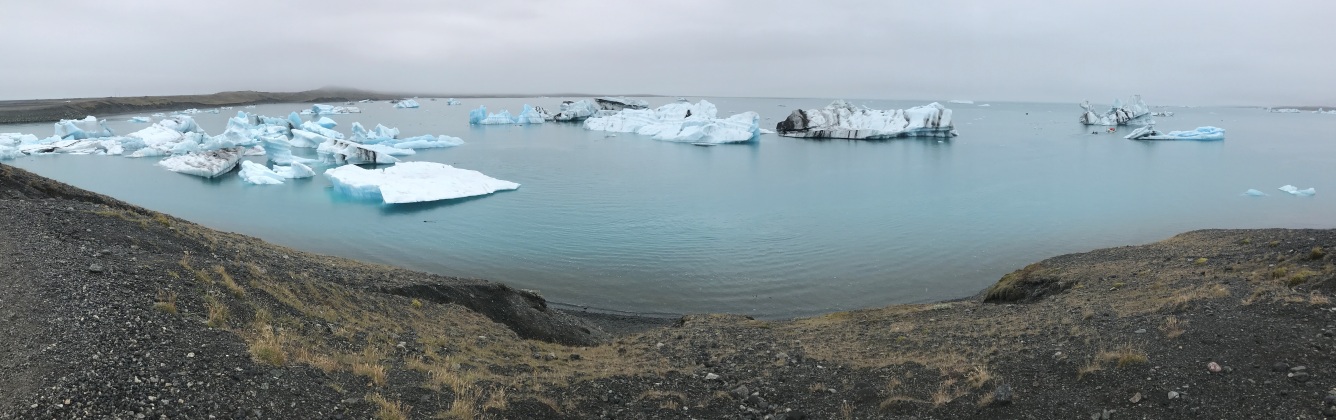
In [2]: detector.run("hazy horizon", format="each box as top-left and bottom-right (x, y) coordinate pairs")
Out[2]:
(3, 1), (1332, 106)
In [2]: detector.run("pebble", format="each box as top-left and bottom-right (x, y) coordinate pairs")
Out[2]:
(704, 373), (720, 380)
(1207, 362), (1221, 373)
(1168, 391), (1180, 400)
(88, 264), (104, 273)
(1130, 392), (1142, 403)
(1273, 362), (1290, 372)
(993, 384), (1013, 406)
(1134, 329), (1147, 334)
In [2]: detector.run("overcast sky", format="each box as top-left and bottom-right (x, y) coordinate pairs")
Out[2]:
(2, 0), (1332, 105)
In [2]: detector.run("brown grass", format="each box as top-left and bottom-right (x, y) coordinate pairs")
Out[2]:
(205, 295), (228, 328)
(1160, 316), (1186, 339)
(366, 393), (411, 420)
(249, 324), (286, 366)
(153, 289), (178, 314)
(1097, 343), (1149, 368)
(353, 362), (388, 387)
(1159, 283), (1230, 312)
(1312, 246), (1327, 260)
(213, 265), (245, 297)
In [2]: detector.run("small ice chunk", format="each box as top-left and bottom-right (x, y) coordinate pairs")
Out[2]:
(394, 99), (420, 109)
(299, 121), (344, 140)
(552, 99), (599, 122)
(273, 162), (315, 179)
(324, 161), (519, 204)
(128, 116), (151, 123)
(389, 135), (465, 149)
(469, 106), (517, 125)
(289, 129), (329, 148)
(54, 116), (115, 140)
(446, 98), (462, 105)
(238, 160), (286, 185)
(1279, 185), (1316, 196)
(1244, 189), (1266, 196)
(158, 148), (243, 178)
(947, 99), (974, 104)
(151, 113), (166, 117)
(317, 138), (400, 164)
(316, 116), (338, 129)
(514, 104), (548, 124)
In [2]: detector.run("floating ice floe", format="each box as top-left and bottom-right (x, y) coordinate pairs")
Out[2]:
(1279, 185), (1316, 196)
(393, 99), (420, 109)
(469, 105), (548, 125)
(176, 108), (202, 115)
(446, 98), (462, 105)
(151, 113), (166, 117)
(774, 100), (956, 140)
(388, 135), (465, 149)
(1123, 126), (1225, 141)
(1269, 108), (1301, 113)
(1243, 189), (1267, 196)
(274, 162), (315, 179)
(947, 99), (974, 104)
(128, 116), (151, 123)
(158, 147), (243, 178)
(515, 105), (550, 124)
(317, 138), (401, 164)
(316, 116), (338, 129)
(595, 97), (649, 111)
(978, 104), (991, 107)
(759, 128), (776, 135)
(1080, 95), (1153, 126)
(552, 100), (599, 122)
(55, 116), (115, 140)
(584, 100), (760, 143)
(1151, 111), (1175, 117)
(309, 104), (360, 115)
(325, 161), (519, 204)
(238, 160), (286, 185)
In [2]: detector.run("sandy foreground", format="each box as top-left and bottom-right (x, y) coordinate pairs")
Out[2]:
(1, 162), (1334, 419)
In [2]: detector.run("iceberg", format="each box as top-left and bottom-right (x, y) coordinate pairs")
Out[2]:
(774, 100), (957, 139)
(514, 104), (548, 124)
(317, 138), (400, 164)
(287, 112), (303, 128)
(289, 129), (329, 148)
(324, 161), (519, 204)
(158, 147), (243, 178)
(54, 116), (115, 140)
(129, 116), (151, 123)
(238, 160), (286, 185)
(584, 100), (759, 143)
(200, 112), (259, 150)
(446, 98), (462, 105)
(1270, 108), (1301, 113)
(393, 99), (420, 109)
(299, 121), (344, 140)
(1244, 189), (1267, 196)
(1279, 185), (1316, 196)
(596, 97), (650, 111)
(316, 116), (338, 129)
(273, 162), (315, 179)
(389, 135), (465, 149)
(151, 113), (166, 117)
(176, 108), (202, 115)
(1080, 95), (1152, 126)
(259, 133), (313, 165)
(469, 106), (517, 125)
(947, 99), (974, 104)
(311, 104), (360, 115)
(0, 144), (20, 160)
(1123, 126), (1225, 141)
(552, 100), (599, 122)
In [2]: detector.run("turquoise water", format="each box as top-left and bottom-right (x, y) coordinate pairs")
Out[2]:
(5, 97), (1334, 318)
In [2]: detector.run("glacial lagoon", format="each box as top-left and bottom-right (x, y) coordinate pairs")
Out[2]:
(4, 97), (1334, 318)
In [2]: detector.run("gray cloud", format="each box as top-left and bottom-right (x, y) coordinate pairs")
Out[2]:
(2, 0), (1332, 105)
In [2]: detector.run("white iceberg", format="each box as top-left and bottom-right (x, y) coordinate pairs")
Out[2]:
(158, 147), (243, 178)
(1123, 126), (1225, 141)
(1279, 185), (1316, 196)
(774, 100), (956, 139)
(273, 162), (315, 179)
(446, 98), (462, 105)
(386, 134), (465, 149)
(552, 100), (599, 122)
(1080, 95), (1152, 126)
(0, 144), (20, 160)
(947, 99), (974, 104)
(311, 104), (360, 115)
(299, 121), (344, 140)
(469, 106), (517, 125)
(1270, 108), (1301, 113)
(129, 116), (151, 123)
(176, 108), (202, 115)
(315, 116), (338, 129)
(393, 99), (420, 109)
(238, 160), (286, 185)
(324, 161), (519, 204)
(1244, 189), (1267, 196)
(584, 100), (759, 143)
(151, 113), (166, 117)
(317, 138), (400, 165)
(54, 116), (115, 140)
(595, 97), (649, 111)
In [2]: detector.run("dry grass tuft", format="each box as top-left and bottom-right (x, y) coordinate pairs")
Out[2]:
(1159, 283), (1230, 312)
(1097, 343), (1149, 368)
(366, 393), (411, 420)
(205, 295), (228, 328)
(483, 387), (509, 412)
(1160, 316), (1186, 339)
(1313, 246), (1328, 260)
(1194, 257), (1208, 265)
(966, 365), (992, 389)
(1310, 292), (1332, 306)
(353, 362), (388, 387)
(249, 324), (286, 366)
(153, 290), (178, 314)
(1288, 269), (1318, 287)
(213, 265), (245, 297)
(1077, 359), (1103, 379)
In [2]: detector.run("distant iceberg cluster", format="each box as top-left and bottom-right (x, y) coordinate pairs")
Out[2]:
(393, 99), (421, 109)
(1080, 95), (1153, 126)
(469, 105), (551, 125)
(583, 100), (760, 144)
(774, 100), (956, 140)
(1123, 126), (1225, 141)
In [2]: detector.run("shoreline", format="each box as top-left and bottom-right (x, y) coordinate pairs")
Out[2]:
(3, 162), (1336, 418)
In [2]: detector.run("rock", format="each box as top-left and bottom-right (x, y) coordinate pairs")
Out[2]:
(1273, 362), (1290, 372)
(1207, 362), (1222, 373)
(1290, 372), (1310, 382)
(1168, 391), (1180, 400)
(731, 385), (750, 399)
(1323, 392), (1336, 405)
(569, 353), (581, 361)
(1134, 329), (1147, 334)
(705, 373), (720, 380)
(993, 384), (1013, 406)
(88, 264), (104, 273)
(1130, 392), (1142, 403)
(1291, 366), (1307, 372)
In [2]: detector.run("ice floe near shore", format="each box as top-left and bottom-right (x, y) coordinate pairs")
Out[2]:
(1080, 95), (1152, 126)
(583, 100), (760, 143)
(1123, 126), (1225, 141)
(325, 161), (519, 204)
(1279, 185), (1316, 196)
(774, 100), (956, 139)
